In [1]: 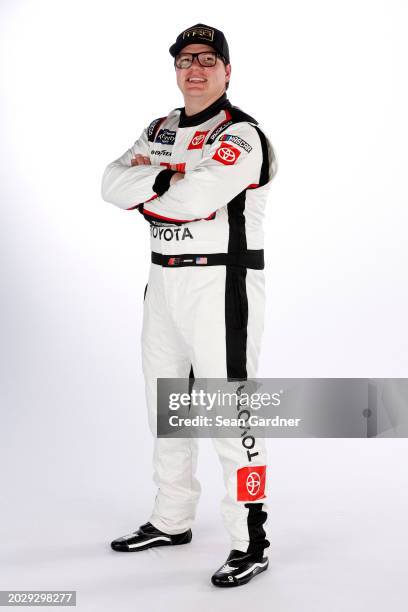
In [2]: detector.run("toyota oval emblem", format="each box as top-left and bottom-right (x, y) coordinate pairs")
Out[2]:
(192, 134), (205, 146)
(246, 472), (261, 496)
(218, 146), (236, 162)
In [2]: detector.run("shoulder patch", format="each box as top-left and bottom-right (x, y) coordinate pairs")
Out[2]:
(207, 119), (234, 145)
(212, 142), (241, 165)
(219, 133), (253, 152)
(147, 116), (167, 142)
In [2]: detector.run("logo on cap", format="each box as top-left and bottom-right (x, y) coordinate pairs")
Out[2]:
(182, 26), (214, 42)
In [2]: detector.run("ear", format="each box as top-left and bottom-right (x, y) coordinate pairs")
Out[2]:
(225, 63), (231, 84)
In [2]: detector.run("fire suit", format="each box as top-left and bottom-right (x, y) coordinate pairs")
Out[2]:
(101, 93), (277, 556)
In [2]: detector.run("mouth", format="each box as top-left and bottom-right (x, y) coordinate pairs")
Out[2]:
(186, 77), (207, 84)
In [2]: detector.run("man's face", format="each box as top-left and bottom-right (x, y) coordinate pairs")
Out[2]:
(175, 43), (231, 101)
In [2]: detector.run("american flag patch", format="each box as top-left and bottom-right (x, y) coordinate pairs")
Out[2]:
(195, 257), (207, 265)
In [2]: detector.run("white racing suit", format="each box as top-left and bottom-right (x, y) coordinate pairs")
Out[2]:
(102, 94), (277, 556)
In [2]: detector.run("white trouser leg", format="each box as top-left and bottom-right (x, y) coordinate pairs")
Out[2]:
(142, 264), (201, 535)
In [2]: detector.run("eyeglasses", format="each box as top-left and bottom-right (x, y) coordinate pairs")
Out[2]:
(174, 51), (225, 69)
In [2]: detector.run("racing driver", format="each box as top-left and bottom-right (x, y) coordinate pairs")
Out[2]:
(101, 23), (277, 588)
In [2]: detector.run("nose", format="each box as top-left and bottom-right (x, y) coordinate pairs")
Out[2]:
(185, 56), (206, 77)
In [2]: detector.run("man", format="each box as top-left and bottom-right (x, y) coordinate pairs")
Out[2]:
(101, 23), (277, 587)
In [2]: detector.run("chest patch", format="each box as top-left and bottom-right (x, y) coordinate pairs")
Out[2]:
(187, 130), (210, 150)
(155, 129), (176, 145)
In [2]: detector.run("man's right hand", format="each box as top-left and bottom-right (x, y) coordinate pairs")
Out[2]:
(131, 154), (151, 166)
(130, 155), (184, 186)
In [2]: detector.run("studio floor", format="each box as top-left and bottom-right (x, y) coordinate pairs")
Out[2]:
(1, 439), (407, 612)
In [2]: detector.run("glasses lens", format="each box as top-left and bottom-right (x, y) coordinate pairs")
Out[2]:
(176, 54), (193, 69)
(175, 52), (218, 68)
(198, 52), (217, 66)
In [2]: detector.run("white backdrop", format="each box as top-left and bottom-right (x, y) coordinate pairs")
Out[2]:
(1, 1), (408, 611)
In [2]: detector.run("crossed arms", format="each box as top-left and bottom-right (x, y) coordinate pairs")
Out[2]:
(101, 122), (264, 223)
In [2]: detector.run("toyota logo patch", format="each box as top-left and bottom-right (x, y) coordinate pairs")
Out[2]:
(212, 142), (241, 165)
(246, 472), (261, 496)
(188, 130), (209, 150)
(237, 465), (266, 501)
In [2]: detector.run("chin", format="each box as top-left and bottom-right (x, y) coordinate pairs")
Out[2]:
(184, 88), (207, 96)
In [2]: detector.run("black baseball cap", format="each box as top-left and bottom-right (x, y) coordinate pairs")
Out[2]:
(169, 23), (230, 64)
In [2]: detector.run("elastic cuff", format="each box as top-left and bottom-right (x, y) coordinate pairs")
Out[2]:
(152, 169), (178, 196)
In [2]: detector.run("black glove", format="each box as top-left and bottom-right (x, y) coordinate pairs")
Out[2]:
(152, 168), (178, 196)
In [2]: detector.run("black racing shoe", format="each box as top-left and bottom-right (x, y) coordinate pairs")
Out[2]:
(111, 522), (192, 552)
(211, 549), (269, 588)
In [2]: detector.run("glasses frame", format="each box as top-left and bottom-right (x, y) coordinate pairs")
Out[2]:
(174, 51), (226, 69)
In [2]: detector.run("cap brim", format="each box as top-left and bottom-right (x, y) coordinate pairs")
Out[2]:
(169, 40), (218, 58)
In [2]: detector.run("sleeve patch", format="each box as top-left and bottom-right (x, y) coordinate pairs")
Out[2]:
(219, 133), (253, 153)
(212, 143), (241, 165)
